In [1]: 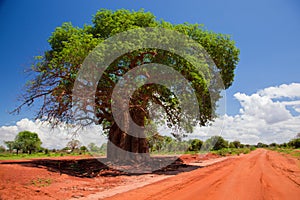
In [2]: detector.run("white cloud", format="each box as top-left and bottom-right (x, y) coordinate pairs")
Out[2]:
(194, 83), (300, 144)
(0, 118), (107, 149)
(258, 83), (300, 99)
(234, 92), (292, 124)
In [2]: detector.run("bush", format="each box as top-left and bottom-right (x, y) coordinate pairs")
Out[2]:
(288, 138), (300, 148)
(188, 139), (203, 151)
(250, 146), (256, 151)
(256, 142), (268, 148)
(213, 147), (255, 157)
(44, 149), (49, 154)
(229, 141), (242, 148)
(0, 145), (6, 153)
(204, 136), (228, 151)
(269, 143), (279, 148)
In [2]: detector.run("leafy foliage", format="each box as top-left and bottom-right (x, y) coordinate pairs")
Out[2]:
(14, 9), (239, 133)
(14, 131), (42, 154)
(288, 138), (300, 149)
(256, 142), (268, 148)
(203, 136), (228, 151)
(4, 141), (14, 153)
(188, 139), (203, 151)
(0, 145), (5, 153)
(229, 140), (244, 148)
(87, 142), (100, 152)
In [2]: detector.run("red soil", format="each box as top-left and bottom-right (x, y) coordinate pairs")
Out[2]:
(0, 150), (299, 200)
(0, 153), (217, 200)
(105, 149), (300, 200)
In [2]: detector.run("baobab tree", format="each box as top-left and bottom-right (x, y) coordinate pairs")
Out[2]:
(14, 9), (239, 163)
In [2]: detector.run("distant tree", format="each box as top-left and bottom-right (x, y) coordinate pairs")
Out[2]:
(229, 140), (242, 148)
(256, 142), (268, 148)
(0, 145), (6, 153)
(13, 141), (22, 155)
(288, 138), (300, 149)
(14, 131), (42, 154)
(269, 143), (278, 148)
(62, 146), (71, 151)
(44, 148), (49, 154)
(296, 133), (300, 139)
(99, 143), (107, 153)
(161, 136), (174, 152)
(229, 142), (235, 148)
(80, 146), (87, 152)
(204, 136), (228, 151)
(150, 134), (164, 152)
(279, 143), (288, 148)
(88, 142), (100, 152)
(67, 139), (81, 152)
(232, 140), (242, 148)
(188, 139), (203, 151)
(4, 141), (14, 153)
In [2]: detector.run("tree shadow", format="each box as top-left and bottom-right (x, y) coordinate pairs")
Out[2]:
(0, 156), (202, 178)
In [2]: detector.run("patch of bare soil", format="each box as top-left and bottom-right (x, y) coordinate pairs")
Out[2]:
(0, 153), (220, 200)
(105, 149), (300, 200)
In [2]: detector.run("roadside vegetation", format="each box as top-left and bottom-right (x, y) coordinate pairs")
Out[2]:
(1, 131), (299, 160)
(265, 133), (300, 158)
(148, 135), (256, 156)
(0, 130), (106, 160)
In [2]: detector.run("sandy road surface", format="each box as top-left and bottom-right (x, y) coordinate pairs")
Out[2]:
(106, 149), (300, 200)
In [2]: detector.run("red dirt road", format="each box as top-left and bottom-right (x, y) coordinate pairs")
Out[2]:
(106, 149), (300, 200)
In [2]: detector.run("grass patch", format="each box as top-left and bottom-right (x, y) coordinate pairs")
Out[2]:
(31, 178), (52, 187)
(0, 152), (89, 160)
(270, 148), (300, 158)
(150, 150), (204, 156)
(212, 147), (256, 157)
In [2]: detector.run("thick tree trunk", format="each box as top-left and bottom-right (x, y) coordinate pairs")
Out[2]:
(107, 108), (149, 164)
(107, 123), (149, 163)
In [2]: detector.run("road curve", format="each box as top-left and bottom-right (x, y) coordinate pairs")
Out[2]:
(105, 149), (300, 200)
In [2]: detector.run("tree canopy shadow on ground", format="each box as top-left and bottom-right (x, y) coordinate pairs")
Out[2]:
(0, 156), (201, 178)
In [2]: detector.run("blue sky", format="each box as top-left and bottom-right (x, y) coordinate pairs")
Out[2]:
(0, 0), (299, 145)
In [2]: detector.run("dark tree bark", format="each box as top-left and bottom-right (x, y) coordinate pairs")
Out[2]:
(106, 107), (149, 163)
(107, 125), (149, 163)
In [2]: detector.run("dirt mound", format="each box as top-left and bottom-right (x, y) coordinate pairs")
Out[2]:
(179, 153), (220, 163)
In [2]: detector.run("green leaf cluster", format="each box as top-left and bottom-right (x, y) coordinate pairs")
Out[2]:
(12, 131), (42, 154)
(17, 9), (240, 135)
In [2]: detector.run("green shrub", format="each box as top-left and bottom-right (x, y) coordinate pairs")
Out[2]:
(44, 149), (49, 154)
(288, 138), (300, 148)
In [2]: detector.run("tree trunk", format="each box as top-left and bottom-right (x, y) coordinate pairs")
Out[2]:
(107, 108), (149, 164)
(107, 123), (149, 163)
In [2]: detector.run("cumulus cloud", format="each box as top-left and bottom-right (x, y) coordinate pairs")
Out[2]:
(258, 83), (300, 99)
(234, 92), (292, 124)
(194, 83), (300, 144)
(0, 118), (107, 149)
